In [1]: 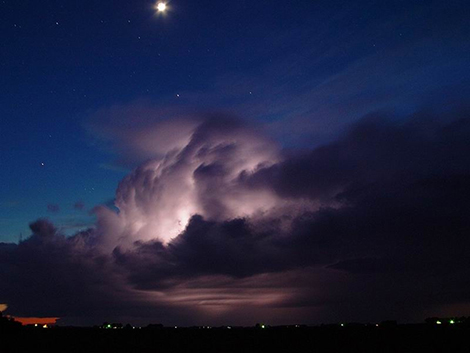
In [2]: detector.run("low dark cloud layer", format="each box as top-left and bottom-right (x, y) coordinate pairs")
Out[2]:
(1, 220), (113, 317)
(1, 111), (470, 325)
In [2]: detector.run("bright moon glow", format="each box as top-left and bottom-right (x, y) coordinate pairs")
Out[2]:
(156, 2), (167, 12)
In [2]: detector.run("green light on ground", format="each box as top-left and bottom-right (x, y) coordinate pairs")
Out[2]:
(450, 320), (455, 324)
(436, 321), (442, 325)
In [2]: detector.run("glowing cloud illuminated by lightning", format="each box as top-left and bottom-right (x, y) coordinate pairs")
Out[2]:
(95, 118), (293, 248)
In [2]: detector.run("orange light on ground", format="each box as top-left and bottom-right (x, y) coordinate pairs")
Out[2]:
(14, 317), (59, 326)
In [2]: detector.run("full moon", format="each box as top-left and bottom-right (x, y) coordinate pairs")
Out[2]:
(156, 2), (167, 12)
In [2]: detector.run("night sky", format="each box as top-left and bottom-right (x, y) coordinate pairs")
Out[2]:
(1, 0), (470, 326)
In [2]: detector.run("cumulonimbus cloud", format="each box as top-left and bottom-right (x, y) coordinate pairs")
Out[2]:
(2, 109), (470, 325)
(93, 116), (302, 249)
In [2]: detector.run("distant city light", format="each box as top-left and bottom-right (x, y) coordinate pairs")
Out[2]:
(450, 320), (455, 324)
(261, 324), (265, 329)
(340, 323), (344, 327)
(436, 320), (442, 325)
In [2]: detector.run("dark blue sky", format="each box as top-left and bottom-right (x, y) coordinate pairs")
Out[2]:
(1, 0), (469, 242)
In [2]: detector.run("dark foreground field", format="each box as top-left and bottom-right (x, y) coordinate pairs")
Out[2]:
(0, 325), (468, 353)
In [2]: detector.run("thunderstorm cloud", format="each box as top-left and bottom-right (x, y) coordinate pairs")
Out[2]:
(1, 108), (470, 325)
